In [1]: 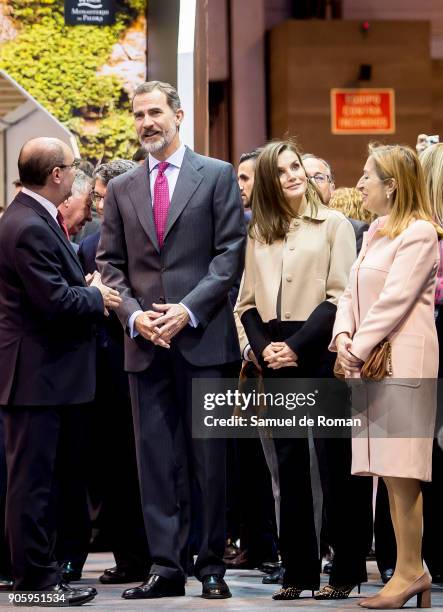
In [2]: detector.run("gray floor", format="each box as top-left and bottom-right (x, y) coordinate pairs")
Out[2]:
(3, 553), (442, 611)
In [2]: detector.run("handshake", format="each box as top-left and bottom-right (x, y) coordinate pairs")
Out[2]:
(85, 271), (122, 315)
(134, 303), (190, 349)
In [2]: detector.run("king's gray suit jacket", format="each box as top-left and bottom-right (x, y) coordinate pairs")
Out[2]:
(97, 147), (246, 372)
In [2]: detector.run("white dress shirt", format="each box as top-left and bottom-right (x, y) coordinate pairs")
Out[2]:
(129, 143), (198, 337)
(21, 187), (58, 220)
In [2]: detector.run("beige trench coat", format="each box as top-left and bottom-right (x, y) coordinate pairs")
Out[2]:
(330, 217), (439, 481)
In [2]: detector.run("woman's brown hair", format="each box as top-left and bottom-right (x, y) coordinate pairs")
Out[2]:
(369, 143), (443, 239)
(250, 140), (321, 244)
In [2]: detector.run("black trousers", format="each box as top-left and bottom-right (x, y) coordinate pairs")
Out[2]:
(2, 404), (90, 590)
(236, 437), (278, 563)
(374, 478), (396, 574)
(0, 410), (10, 579)
(55, 407), (90, 572)
(314, 437), (373, 585)
(86, 341), (149, 571)
(261, 320), (372, 588)
(129, 346), (238, 582)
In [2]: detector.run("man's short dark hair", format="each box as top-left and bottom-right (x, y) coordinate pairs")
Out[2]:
(77, 160), (94, 177)
(132, 81), (181, 112)
(18, 141), (65, 187)
(93, 159), (137, 186)
(132, 147), (148, 163)
(239, 147), (263, 165)
(13, 179), (23, 188)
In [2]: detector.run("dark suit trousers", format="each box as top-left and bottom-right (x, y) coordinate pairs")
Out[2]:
(2, 405), (90, 590)
(0, 410), (10, 578)
(129, 346), (236, 582)
(314, 437), (373, 585)
(55, 406), (90, 571)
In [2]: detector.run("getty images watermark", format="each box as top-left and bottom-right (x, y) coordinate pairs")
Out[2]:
(191, 378), (441, 439)
(202, 388), (358, 429)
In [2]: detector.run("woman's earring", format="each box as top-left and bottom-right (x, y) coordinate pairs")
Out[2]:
(386, 192), (390, 200)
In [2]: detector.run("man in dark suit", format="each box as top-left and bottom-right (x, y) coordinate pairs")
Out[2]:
(97, 81), (246, 600)
(77, 159), (151, 585)
(0, 137), (121, 603)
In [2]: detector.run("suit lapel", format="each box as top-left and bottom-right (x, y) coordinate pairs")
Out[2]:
(127, 162), (160, 253)
(164, 148), (203, 241)
(17, 193), (85, 278)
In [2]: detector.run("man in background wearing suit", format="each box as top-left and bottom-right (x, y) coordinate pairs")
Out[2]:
(97, 81), (246, 600)
(0, 137), (121, 604)
(302, 154), (368, 254)
(57, 170), (93, 245)
(78, 159), (151, 586)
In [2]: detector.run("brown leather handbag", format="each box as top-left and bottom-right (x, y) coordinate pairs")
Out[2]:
(334, 340), (393, 381)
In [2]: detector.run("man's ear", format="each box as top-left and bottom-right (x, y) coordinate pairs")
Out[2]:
(176, 108), (184, 127)
(51, 167), (63, 185)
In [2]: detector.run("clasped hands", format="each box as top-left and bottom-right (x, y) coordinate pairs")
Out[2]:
(335, 332), (364, 376)
(85, 271), (121, 316)
(134, 303), (190, 348)
(262, 342), (298, 370)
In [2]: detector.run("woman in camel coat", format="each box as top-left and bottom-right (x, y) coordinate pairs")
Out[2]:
(331, 144), (441, 610)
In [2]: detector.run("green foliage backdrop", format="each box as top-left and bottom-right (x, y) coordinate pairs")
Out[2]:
(0, 0), (146, 162)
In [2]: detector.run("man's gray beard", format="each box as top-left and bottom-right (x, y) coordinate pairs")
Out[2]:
(140, 124), (177, 155)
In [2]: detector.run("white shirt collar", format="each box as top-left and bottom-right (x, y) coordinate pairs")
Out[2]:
(148, 143), (186, 172)
(21, 187), (58, 220)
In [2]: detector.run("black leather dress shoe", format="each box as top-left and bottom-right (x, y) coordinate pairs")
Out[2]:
(259, 560), (281, 574)
(0, 576), (13, 592)
(202, 574), (231, 599)
(45, 582), (96, 605)
(323, 561), (333, 574)
(60, 561), (82, 582)
(262, 567), (284, 584)
(122, 574), (185, 599)
(381, 568), (394, 584)
(99, 565), (146, 584)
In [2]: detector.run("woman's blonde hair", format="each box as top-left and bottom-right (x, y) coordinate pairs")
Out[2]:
(329, 187), (375, 223)
(368, 143), (443, 239)
(250, 139), (322, 244)
(420, 143), (443, 228)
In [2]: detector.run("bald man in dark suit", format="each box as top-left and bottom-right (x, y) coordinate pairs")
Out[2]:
(0, 137), (121, 603)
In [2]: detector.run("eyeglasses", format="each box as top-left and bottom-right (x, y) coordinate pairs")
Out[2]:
(310, 173), (331, 184)
(91, 192), (105, 203)
(49, 159), (82, 174)
(59, 158), (82, 170)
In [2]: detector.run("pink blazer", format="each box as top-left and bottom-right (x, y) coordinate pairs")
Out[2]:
(331, 217), (439, 379)
(330, 217), (439, 481)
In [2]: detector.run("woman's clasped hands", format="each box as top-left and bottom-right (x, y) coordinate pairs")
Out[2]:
(335, 332), (363, 376)
(262, 342), (298, 369)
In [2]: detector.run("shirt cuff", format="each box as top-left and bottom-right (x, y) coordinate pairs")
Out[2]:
(180, 302), (198, 328)
(128, 310), (143, 338)
(243, 344), (252, 361)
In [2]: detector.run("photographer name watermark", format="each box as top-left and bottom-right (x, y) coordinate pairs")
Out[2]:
(192, 378), (441, 439)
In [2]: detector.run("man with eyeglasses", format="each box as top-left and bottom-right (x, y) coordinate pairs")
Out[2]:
(301, 154), (335, 205)
(302, 153), (367, 254)
(0, 137), (122, 605)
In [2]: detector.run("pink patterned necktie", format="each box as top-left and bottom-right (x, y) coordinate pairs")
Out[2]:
(153, 161), (170, 248)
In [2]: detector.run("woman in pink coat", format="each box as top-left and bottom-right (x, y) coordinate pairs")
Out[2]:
(331, 144), (442, 609)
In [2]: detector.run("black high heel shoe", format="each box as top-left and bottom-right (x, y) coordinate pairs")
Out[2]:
(272, 586), (315, 600)
(314, 583), (361, 599)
